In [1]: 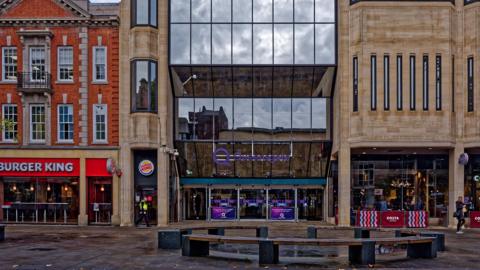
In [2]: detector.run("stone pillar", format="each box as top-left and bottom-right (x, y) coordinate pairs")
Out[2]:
(448, 145), (465, 227)
(120, 146), (133, 226)
(78, 158), (88, 225)
(157, 150), (169, 226)
(111, 174), (120, 225)
(78, 27), (89, 146)
(338, 146), (351, 226)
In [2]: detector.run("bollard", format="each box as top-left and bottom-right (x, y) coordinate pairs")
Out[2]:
(256, 226), (269, 238)
(307, 226), (317, 239)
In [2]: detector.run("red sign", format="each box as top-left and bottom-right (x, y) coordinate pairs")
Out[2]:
(381, 211), (404, 228)
(0, 158), (79, 177)
(470, 211), (480, 228)
(86, 158), (111, 177)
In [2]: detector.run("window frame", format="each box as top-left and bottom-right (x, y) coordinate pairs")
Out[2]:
(370, 54), (377, 111)
(384, 55), (390, 111)
(92, 46), (107, 83)
(93, 104), (108, 144)
(57, 46), (74, 82)
(468, 56), (474, 112)
(409, 55), (416, 111)
(353, 56), (358, 112)
(2, 47), (17, 82)
(2, 104), (18, 142)
(435, 55), (442, 111)
(422, 55), (429, 111)
(57, 104), (74, 143)
(131, 59), (158, 113)
(131, 0), (158, 28)
(29, 104), (46, 144)
(397, 55), (403, 111)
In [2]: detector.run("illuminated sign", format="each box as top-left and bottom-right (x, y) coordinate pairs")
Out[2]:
(212, 147), (290, 166)
(138, 160), (155, 176)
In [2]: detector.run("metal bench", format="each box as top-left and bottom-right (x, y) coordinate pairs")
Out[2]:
(158, 225), (269, 249)
(182, 234), (437, 266)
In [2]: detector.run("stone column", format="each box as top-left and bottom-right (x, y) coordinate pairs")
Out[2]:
(78, 27), (89, 146)
(111, 174), (120, 225)
(78, 158), (88, 225)
(448, 144), (465, 227)
(157, 150), (169, 226)
(119, 146), (133, 226)
(338, 146), (351, 227)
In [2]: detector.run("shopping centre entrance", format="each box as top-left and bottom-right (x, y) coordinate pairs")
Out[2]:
(183, 185), (324, 221)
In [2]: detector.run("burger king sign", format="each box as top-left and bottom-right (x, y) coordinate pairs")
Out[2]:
(138, 160), (155, 176)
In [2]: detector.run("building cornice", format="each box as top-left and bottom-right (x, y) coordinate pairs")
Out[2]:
(0, 17), (119, 27)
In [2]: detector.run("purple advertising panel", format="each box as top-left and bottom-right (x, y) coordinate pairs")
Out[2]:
(211, 207), (236, 220)
(270, 207), (295, 220)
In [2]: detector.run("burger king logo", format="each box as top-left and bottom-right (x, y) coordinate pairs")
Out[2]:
(138, 160), (154, 176)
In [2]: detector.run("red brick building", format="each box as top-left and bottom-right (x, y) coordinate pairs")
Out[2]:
(0, 0), (120, 226)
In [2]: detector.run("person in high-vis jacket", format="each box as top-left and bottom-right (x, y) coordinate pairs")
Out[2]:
(135, 198), (150, 227)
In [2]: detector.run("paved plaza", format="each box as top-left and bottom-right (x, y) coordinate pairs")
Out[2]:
(0, 222), (479, 269)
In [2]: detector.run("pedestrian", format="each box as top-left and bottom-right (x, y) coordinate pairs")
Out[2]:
(455, 196), (465, 234)
(135, 197), (150, 227)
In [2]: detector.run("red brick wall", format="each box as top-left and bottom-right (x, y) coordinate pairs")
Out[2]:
(0, 0), (119, 147)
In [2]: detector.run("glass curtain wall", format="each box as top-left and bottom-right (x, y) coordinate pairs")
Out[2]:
(170, 0), (336, 65)
(351, 155), (448, 219)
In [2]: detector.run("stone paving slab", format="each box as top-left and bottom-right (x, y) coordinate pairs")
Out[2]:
(0, 222), (479, 269)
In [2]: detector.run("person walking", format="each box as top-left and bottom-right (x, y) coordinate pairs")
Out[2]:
(135, 198), (150, 227)
(455, 196), (465, 234)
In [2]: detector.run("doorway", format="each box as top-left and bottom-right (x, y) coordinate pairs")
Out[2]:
(239, 189), (266, 219)
(87, 177), (112, 224)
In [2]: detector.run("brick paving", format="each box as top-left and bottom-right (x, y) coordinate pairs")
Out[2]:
(0, 222), (479, 269)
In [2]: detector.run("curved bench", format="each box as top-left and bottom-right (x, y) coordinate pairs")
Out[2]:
(158, 225), (268, 249)
(307, 226), (445, 252)
(182, 234), (437, 266)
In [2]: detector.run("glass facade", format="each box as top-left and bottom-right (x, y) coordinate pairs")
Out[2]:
(351, 155), (449, 219)
(170, 0), (336, 65)
(170, 0), (336, 221)
(465, 155), (480, 211)
(1, 177), (79, 224)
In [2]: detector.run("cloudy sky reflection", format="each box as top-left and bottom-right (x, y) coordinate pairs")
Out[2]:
(171, 0), (336, 65)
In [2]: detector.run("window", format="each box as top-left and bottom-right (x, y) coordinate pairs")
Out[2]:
(396, 55), (403, 111)
(30, 47), (46, 81)
(93, 47), (107, 82)
(30, 104), (46, 143)
(468, 57), (474, 112)
(384, 55), (390, 111)
(435, 55), (442, 111)
(58, 47), (73, 81)
(132, 0), (157, 27)
(131, 60), (157, 112)
(2, 104), (17, 142)
(93, 104), (107, 143)
(409, 55), (416, 111)
(371, 55), (377, 111)
(423, 55), (429, 111)
(57, 105), (73, 142)
(353, 56), (358, 112)
(2, 47), (17, 81)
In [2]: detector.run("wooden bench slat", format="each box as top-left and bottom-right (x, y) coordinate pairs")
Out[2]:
(185, 234), (435, 247)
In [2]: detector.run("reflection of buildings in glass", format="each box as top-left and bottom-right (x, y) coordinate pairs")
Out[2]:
(136, 78), (149, 110)
(181, 106), (228, 140)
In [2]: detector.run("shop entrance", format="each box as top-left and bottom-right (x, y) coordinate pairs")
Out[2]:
(297, 189), (324, 220)
(182, 185), (325, 221)
(133, 150), (157, 226)
(240, 189), (266, 219)
(87, 177), (112, 224)
(184, 188), (206, 220)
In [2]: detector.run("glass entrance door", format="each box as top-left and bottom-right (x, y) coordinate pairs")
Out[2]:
(298, 189), (323, 220)
(269, 189), (295, 220)
(240, 189), (266, 219)
(184, 188), (206, 220)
